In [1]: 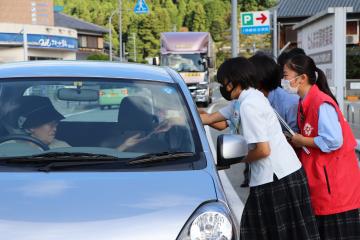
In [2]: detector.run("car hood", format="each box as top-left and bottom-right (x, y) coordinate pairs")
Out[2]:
(0, 170), (217, 240)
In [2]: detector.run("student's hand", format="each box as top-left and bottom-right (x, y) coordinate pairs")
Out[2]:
(291, 134), (304, 148)
(198, 108), (207, 115)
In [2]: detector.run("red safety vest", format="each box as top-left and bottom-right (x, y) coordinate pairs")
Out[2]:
(298, 85), (360, 215)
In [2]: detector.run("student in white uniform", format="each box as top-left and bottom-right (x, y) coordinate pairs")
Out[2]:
(200, 57), (319, 240)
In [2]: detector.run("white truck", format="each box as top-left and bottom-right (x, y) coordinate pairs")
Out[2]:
(160, 32), (215, 107)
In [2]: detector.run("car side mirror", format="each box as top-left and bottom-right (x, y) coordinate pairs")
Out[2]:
(201, 58), (208, 69)
(217, 134), (248, 170)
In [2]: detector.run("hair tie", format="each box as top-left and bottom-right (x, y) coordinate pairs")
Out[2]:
(315, 71), (318, 82)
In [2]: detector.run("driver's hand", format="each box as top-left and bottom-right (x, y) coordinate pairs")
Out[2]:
(117, 133), (143, 151)
(153, 119), (172, 133)
(153, 117), (185, 133)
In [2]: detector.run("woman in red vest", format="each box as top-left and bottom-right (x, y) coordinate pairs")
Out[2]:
(283, 54), (360, 240)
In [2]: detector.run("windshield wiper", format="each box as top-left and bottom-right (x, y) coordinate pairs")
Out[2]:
(127, 152), (195, 166)
(1, 152), (119, 163)
(0, 152), (195, 172)
(38, 152), (195, 171)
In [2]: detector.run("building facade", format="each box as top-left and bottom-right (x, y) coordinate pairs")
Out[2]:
(0, 23), (77, 62)
(0, 0), (54, 26)
(0, 0), (78, 62)
(54, 12), (108, 60)
(277, 0), (360, 48)
(0, 0), (108, 62)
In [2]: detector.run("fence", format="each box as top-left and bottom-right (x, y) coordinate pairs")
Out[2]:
(346, 102), (360, 161)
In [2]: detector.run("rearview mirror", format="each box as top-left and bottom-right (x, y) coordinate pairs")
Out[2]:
(57, 88), (99, 101)
(217, 134), (248, 170)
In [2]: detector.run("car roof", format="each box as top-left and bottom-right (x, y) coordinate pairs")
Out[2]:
(0, 61), (175, 83)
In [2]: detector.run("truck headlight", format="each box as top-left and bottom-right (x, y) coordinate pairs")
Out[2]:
(197, 82), (208, 89)
(177, 202), (236, 240)
(196, 89), (207, 95)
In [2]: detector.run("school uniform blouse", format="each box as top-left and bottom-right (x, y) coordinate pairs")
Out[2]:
(268, 87), (299, 132)
(313, 103), (343, 152)
(220, 88), (302, 186)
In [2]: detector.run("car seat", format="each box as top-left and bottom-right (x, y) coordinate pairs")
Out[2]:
(117, 96), (154, 132)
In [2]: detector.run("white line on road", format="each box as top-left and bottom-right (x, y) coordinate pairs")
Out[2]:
(206, 103), (243, 226)
(64, 109), (97, 118)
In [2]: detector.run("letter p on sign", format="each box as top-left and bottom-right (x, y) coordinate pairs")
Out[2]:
(242, 13), (253, 26)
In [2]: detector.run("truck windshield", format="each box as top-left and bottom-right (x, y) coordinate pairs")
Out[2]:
(162, 54), (205, 72)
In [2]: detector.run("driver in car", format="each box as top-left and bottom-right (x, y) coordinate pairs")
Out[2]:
(16, 96), (70, 149)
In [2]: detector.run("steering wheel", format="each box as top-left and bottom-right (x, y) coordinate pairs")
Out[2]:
(0, 134), (49, 151)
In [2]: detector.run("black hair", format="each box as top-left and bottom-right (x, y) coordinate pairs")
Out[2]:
(285, 54), (338, 105)
(249, 53), (281, 92)
(216, 57), (257, 90)
(277, 47), (306, 70)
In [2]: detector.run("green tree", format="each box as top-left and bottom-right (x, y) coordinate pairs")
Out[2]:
(210, 18), (226, 42)
(176, 0), (187, 29)
(191, 3), (207, 31)
(204, 0), (227, 29)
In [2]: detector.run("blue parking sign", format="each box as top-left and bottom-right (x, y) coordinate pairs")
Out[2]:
(134, 0), (149, 14)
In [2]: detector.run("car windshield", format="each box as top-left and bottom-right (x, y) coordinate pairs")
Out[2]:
(161, 54), (205, 72)
(0, 77), (201, 169)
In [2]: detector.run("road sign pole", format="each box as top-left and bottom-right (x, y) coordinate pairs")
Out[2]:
(231, 0), (238, 57)
(133, 33), (137, 62)
(272, 8), (278, 58)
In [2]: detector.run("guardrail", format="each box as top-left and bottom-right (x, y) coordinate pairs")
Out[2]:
(346, 103), (355, 123)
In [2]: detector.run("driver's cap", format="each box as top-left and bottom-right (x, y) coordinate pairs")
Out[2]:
(17, 96), (64, 129)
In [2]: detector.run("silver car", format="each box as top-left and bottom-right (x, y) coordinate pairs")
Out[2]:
(0, 61), (246, 240)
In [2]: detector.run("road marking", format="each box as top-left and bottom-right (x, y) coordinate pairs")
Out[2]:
(64, 109), (97, 118)
(206, 103), (244, 226)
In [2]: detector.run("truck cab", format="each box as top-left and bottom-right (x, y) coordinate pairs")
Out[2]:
(160, 32), (215, 107)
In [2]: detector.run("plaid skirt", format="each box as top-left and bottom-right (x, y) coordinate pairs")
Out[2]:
(240, 168), (320, 240)
(316, 209), (360, 240)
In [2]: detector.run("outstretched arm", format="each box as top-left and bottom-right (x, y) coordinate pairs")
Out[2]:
(200, 111), (227, 126)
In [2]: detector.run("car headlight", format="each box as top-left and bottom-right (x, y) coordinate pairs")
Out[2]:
(177, 201), (236, 240)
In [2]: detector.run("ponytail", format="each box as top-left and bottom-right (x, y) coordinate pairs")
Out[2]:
(315, 67), (338, 105)
(285, 55), (339, 106)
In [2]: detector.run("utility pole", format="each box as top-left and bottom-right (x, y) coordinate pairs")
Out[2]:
(108, 9), (118, 61)
(22, 26), (28, 61)
(118, 0), (122, 61)
(132, 33), (137, 62)
(231, 0), (238, 57)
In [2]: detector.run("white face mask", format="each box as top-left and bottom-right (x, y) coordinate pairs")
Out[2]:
(281, 77), (299, 94)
